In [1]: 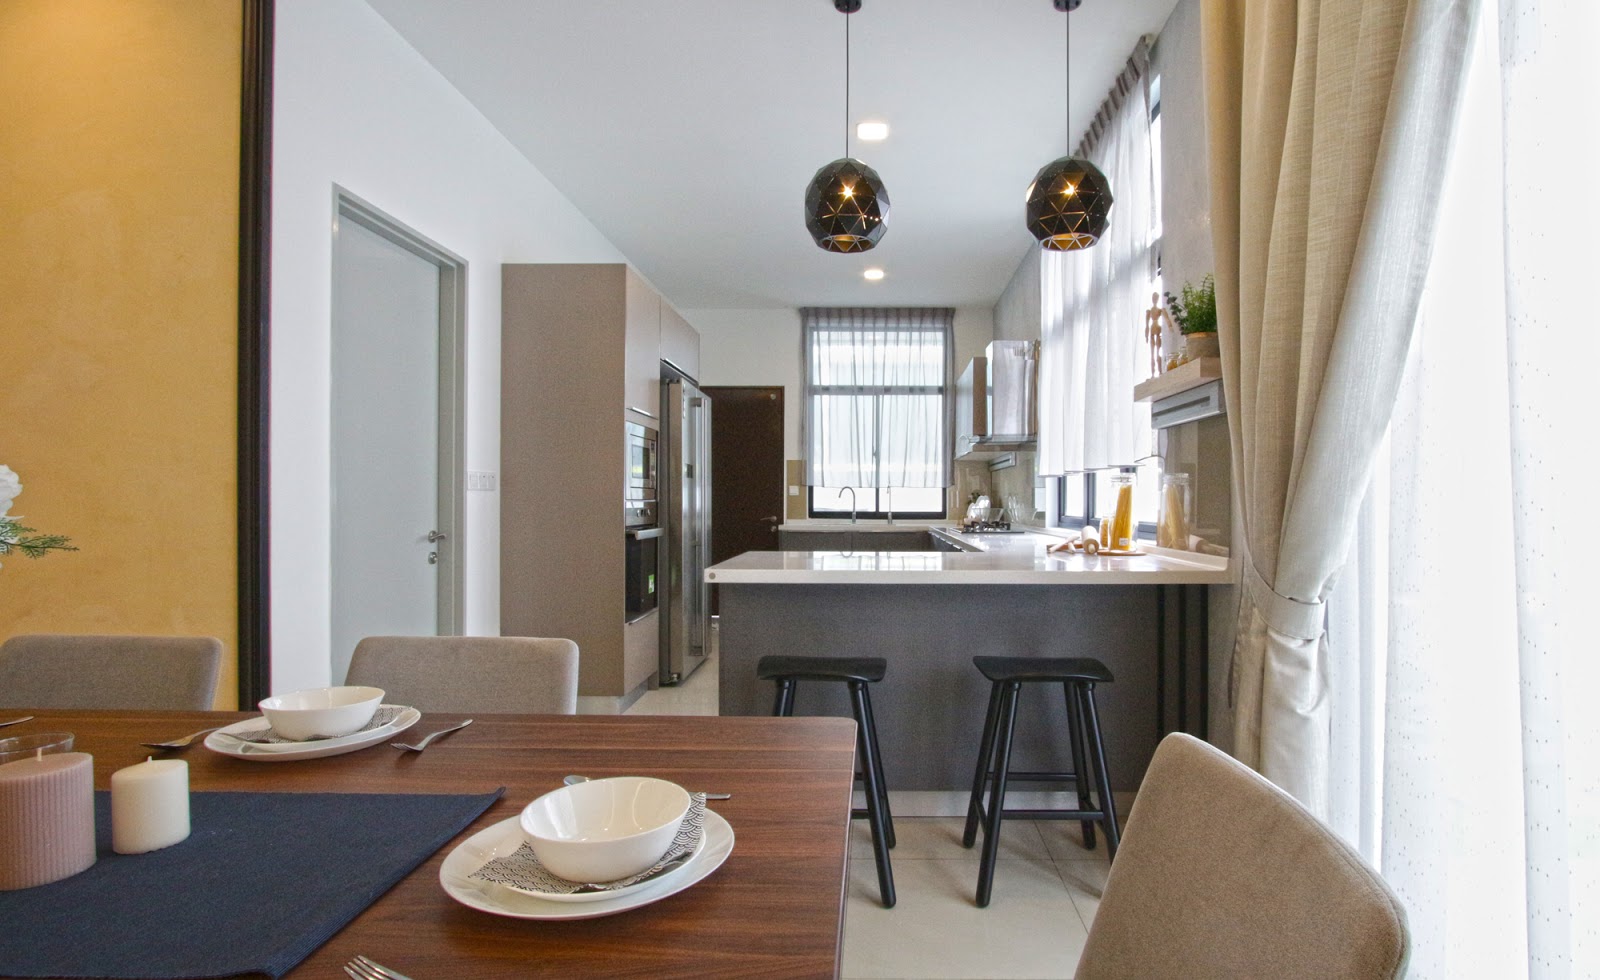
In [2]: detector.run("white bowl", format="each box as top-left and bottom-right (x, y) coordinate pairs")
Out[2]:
(520, 776), (691, 883)
(258, 686), (384, 740)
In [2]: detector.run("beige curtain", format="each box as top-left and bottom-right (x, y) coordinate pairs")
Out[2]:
(1202, 0), (1476, 812)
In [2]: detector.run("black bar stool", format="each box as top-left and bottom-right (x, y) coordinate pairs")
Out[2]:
(961, 655), (1119, 907)
(757, 654), (896, 908)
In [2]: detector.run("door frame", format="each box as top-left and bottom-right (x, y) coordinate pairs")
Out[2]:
(331, 186), (468, 640)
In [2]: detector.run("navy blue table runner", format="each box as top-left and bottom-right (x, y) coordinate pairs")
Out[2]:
(0, 789), (503, 979)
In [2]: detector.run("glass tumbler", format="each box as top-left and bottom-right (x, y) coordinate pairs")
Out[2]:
(0, 732), (75, 766)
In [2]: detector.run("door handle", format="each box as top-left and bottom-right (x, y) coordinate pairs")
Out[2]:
(761, 515), (778, 534)
(428, 530), (447, 542)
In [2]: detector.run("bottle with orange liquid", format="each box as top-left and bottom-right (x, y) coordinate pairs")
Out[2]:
(1109, 472), (1136, 551)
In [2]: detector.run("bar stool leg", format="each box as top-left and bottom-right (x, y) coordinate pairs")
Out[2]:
(976, 681), (1021, 908)
(962, 681), (1005, 848)
(772, 678), (797, 717)
(849, 681), (896, 908)
(857, 681), (895, 849)
(1079, 682), (1120, 861)
(1063, 681), (1096, 851)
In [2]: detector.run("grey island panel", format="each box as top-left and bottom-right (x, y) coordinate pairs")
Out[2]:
(718, 582), (1182, 792)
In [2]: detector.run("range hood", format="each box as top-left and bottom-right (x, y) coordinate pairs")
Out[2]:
(956, 340), (1039, 460)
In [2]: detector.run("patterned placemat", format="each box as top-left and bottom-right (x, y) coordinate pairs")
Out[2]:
(471, 793), (706, 894)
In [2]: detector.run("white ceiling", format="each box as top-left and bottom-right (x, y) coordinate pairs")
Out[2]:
(365, 0), (1180, 311)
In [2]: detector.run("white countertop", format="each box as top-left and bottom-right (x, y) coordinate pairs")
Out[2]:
(707, 528), (1232, 586)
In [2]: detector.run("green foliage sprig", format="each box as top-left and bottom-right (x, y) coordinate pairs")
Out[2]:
(1165, 274), (1217, 336)
(0, 516), (77, 562)
(0, 465), (75, 569)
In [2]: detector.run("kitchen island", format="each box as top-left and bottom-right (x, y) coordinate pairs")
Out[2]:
(709, 527), (1230, 808)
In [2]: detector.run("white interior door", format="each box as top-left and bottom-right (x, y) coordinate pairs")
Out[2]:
(330, 197), (463, 685)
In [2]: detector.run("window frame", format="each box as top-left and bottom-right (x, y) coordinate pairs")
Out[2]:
(802, 309), (952, 517)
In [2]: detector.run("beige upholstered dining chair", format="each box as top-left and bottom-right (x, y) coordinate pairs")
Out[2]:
(344, 636), (579, 714)
(1075, 733), (1409, 980)
(0, 633), (223, 710)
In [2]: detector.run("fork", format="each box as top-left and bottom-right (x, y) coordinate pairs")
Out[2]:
(0, 715), (34, 729)
(343, 954), (413, 980)
(391, 718), (473, 752)
(139, 727), (224, 750)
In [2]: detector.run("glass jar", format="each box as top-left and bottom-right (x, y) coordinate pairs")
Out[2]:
(1157, 473), (1192, 550)
(1108, 472), (1137, 551)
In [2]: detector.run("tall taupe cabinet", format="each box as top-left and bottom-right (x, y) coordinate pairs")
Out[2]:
(501, 264), (670, 703)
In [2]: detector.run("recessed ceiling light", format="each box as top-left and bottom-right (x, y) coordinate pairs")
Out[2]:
(863, 268), (885, 281)
(856, 121), (889, 142)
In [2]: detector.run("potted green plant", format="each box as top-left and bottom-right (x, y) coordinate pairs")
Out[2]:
(1165, 274), (1219, 360)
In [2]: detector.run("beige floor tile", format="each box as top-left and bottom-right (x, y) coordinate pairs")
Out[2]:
(1034, 820), (1117, 864)
(849, 816), (1051, 863)
(624, 655), (719, 716)
(842, 855), (1089, 980)
(1053, 860), (1108, 929)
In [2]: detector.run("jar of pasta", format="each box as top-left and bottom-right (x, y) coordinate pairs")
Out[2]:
(1157, 473), (1191, 550)
(1108, 472), (1137, 551)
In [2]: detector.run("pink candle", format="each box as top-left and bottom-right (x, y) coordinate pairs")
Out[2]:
(0, 751), (96, 890)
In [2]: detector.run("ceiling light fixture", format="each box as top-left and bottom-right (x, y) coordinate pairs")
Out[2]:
(805, 0), (888, 253)
(856, 121), (889, 142)
(1025, 0), (1112, 251)
(863, 267), (885, 281)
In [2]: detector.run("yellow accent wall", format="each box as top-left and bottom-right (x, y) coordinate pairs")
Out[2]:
(0, 1), (242, 707)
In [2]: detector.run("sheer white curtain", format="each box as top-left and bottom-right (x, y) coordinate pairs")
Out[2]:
(801, 307), (953, 490)
(1327, 2), (1600, 975)
(1037, 41), (1155, 476)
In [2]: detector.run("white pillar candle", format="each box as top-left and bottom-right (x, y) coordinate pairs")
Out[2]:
(111, 757), (190, 854)
(0, 751), (97, 890)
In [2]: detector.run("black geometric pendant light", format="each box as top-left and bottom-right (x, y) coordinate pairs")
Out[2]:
(1026, 0), (1112, 251)
(805, 0), (888, 252)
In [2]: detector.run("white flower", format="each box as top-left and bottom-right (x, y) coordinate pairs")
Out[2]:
(0, 465), (20, 517)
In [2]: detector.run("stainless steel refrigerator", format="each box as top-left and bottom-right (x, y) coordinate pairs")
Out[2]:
(658, 373), (712, 684)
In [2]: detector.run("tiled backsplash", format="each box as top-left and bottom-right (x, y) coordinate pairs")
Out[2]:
(988, 452), (1044, 526)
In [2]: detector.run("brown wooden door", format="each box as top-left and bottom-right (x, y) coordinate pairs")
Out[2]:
(705, 386), (784, 613)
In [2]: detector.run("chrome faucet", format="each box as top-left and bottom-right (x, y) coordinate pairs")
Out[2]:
(839, 486), (857, 524)
(885, 487), (894, 525)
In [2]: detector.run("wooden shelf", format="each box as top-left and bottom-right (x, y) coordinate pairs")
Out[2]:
(1134, 357), (1221, 403)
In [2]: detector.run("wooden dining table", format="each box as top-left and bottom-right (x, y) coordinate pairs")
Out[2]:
(17, 709), (859, 979)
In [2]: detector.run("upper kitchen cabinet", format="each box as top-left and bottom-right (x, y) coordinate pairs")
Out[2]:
(659, 302), (700, 382)
(623, 267), (662, 422)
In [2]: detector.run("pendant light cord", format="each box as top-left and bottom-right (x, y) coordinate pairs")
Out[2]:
(844, 11), (851, 159)
(1064, 9), (1072, 150)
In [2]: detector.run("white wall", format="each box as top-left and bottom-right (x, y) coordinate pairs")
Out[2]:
(1151, 0), (1214, 299)
(687, 305), (995, 464)
(270, 0), (624, 693)
(685, 308), (803, 457)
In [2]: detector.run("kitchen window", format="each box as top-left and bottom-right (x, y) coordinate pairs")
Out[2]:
(801, 307), (953, 520)
(1043, 46), (1159, 534)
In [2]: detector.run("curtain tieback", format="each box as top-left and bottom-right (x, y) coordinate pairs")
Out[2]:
(1244, 561), (1325, 641)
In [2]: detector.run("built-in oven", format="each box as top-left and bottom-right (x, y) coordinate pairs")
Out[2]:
(625, 526), (661, 623)
(625, 421), (658, 529)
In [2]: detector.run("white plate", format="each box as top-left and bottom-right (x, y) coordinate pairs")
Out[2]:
(203, 705), (420, 761)
(440, 810), (734, 920)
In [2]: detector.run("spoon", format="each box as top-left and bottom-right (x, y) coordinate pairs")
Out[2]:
(0, 716), (35, 729)
(564, 774), (730, 800)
